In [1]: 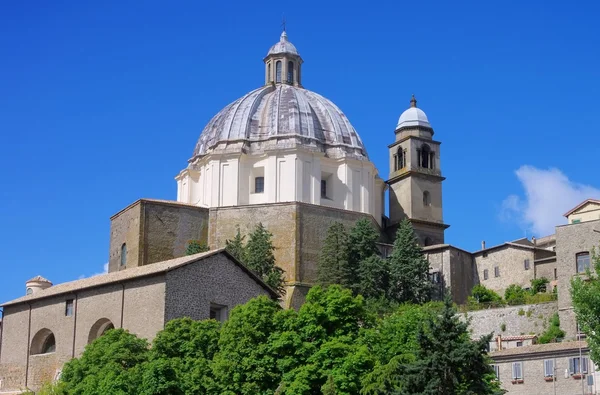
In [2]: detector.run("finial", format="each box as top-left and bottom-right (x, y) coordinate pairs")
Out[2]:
(281, 15), (286, 32)
(410, 94), (417, 108)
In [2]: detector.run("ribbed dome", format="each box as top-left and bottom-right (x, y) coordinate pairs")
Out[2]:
(192, 84), (367, 159)
(396, 95), (431, 129)
(267, 31), (299, 56)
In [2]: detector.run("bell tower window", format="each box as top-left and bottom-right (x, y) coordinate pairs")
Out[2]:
(287, 61), (294, 83)
(276, 61), (282, 83)
(396, 147), (406, 170)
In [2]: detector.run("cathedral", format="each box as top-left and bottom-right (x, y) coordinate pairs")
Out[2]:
(1, 30), (599, 394)
(107, 29), (448, 308)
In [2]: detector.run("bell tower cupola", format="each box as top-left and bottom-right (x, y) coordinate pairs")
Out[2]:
(264, 30), (303, 87)
(386, 95), (449, 245)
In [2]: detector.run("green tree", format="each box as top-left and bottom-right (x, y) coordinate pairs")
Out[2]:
(401, 295), (500, 395)
(355, 255), (388, 300)
(467, 285), (504, 309)
(317, 222), (352, 288)
(60, 329), (149, 395)
(185, 240), (209, 255)
(530, 277), (549, 294)
(211, 296), (284, 394)
(504, 284), (527, 305)
(571, 248), (600, 363)
(245, 223), (285, 294)
(141, 318), (221, 394)
(348, 219), (380, 267)
(225, 226), (246, 263)
(387, 219), (432, 304)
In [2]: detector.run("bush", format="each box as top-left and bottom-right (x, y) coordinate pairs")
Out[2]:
(524, 292), (557, 304)
(538, 313), (565, 344)
(504, 284), (527, 305)
(530, 278), (549, 294)
(466, 285), (504, 310)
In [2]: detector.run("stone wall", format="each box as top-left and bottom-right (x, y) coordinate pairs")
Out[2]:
(556, 219), (600, 339)
(109, 200), (209, 273)
(466, 302), (558, 339)
(109, 201), (142, 272)
(474, 245), (536, 296)
(0, 273), (167, 392)
(143, 201), (209, 266)
(164, 254), (273, 322)
(208, 203), (299, 283)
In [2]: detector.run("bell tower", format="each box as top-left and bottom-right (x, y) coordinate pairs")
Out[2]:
(387, 95), (449, 245)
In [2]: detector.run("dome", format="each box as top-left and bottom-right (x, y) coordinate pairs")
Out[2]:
(192, 84), (367, 159)
(267, 31), (299, 56)
(396, 95), (431, 129)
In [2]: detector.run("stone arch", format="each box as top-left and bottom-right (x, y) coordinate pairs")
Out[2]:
(424, 237), (433, 246)
(30, 328), (56, 355)
(88, 318), (115, 344)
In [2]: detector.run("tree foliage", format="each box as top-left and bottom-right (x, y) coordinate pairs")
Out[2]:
(186, 240), (209, 255)
(388, 219), (432, 304)
(317, 222), (352, 288)
(224, 223), (285, 295)
(571, 247), (600, 363)
(60, 329), (149, 394)
(504, 284), (527, 305)
(58, 287), (496, 395)
(537, 312), (565, 344)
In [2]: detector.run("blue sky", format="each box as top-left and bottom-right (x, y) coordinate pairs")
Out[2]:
(1, 1), (599, 303)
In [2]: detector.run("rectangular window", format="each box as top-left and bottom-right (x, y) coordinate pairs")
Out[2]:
(494, 266), (500, 277)
(524, 259), (530, 270)
(516, 341), (523, 347)
(554, 268), (558, 280)
(512, 361), (523, 380)
(483, 269), (489, 280)
(491, 364), (500, 380)
(254, 176), (264, 194)
(430, 272), (440, 284)
(577, 252), (590, 273)
(572, 219), (581, 224)
(544, 359), (554, 377)
(569, 357), (589, 375)
(209, 303), (228, 323)
(321, 179), (327, 199)
(65, 299), (74, 317)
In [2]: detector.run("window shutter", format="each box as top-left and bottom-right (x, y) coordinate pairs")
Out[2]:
(569, 358), (575, 375)
(544, 360), (553, 377)
(582, 357), (588, 374)
(512, 362), (522, 379)
(512, 363), (517, 379)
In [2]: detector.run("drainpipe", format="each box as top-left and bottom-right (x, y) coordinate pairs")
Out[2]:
(71, 293), (78, 358)
(24, 303), (32, 389)
(120, 283), (125, 328)
(0, 308), (4, 363)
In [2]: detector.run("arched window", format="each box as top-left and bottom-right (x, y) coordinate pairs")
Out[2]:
(276, 61), (282, 83)
(423, 191), (431, 206)
(120, 243), (127, 266)
(421, 144), (431, 168)
(26, 287), (33, 295)
(268, 63), (272, 82)
(30, 329), (56, 355)
(287, 61), (294, 83)
(397, 147), (406, 170)
(424, 237), (433, 246)
(88, 318), (115, 344)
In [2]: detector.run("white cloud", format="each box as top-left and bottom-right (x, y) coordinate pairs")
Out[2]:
(78, 262), (109, 280)
(501, 166), (600, 236)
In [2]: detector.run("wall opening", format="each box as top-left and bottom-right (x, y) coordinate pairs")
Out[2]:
(88, 318), (115, 344)
(30, 329), (56, 355)
(120, 243), (127, 267)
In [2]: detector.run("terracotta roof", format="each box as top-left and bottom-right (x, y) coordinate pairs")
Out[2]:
(2, 249), (278, 307)
(499, 335), (537, 341)
(25, 275), (52, 284)
(563, 199), (600, 217)
(491, 341), (588, 359)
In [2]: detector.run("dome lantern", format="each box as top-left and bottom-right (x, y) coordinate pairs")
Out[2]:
(396, 95), (432, 131)
(264, 30), (303, 87)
